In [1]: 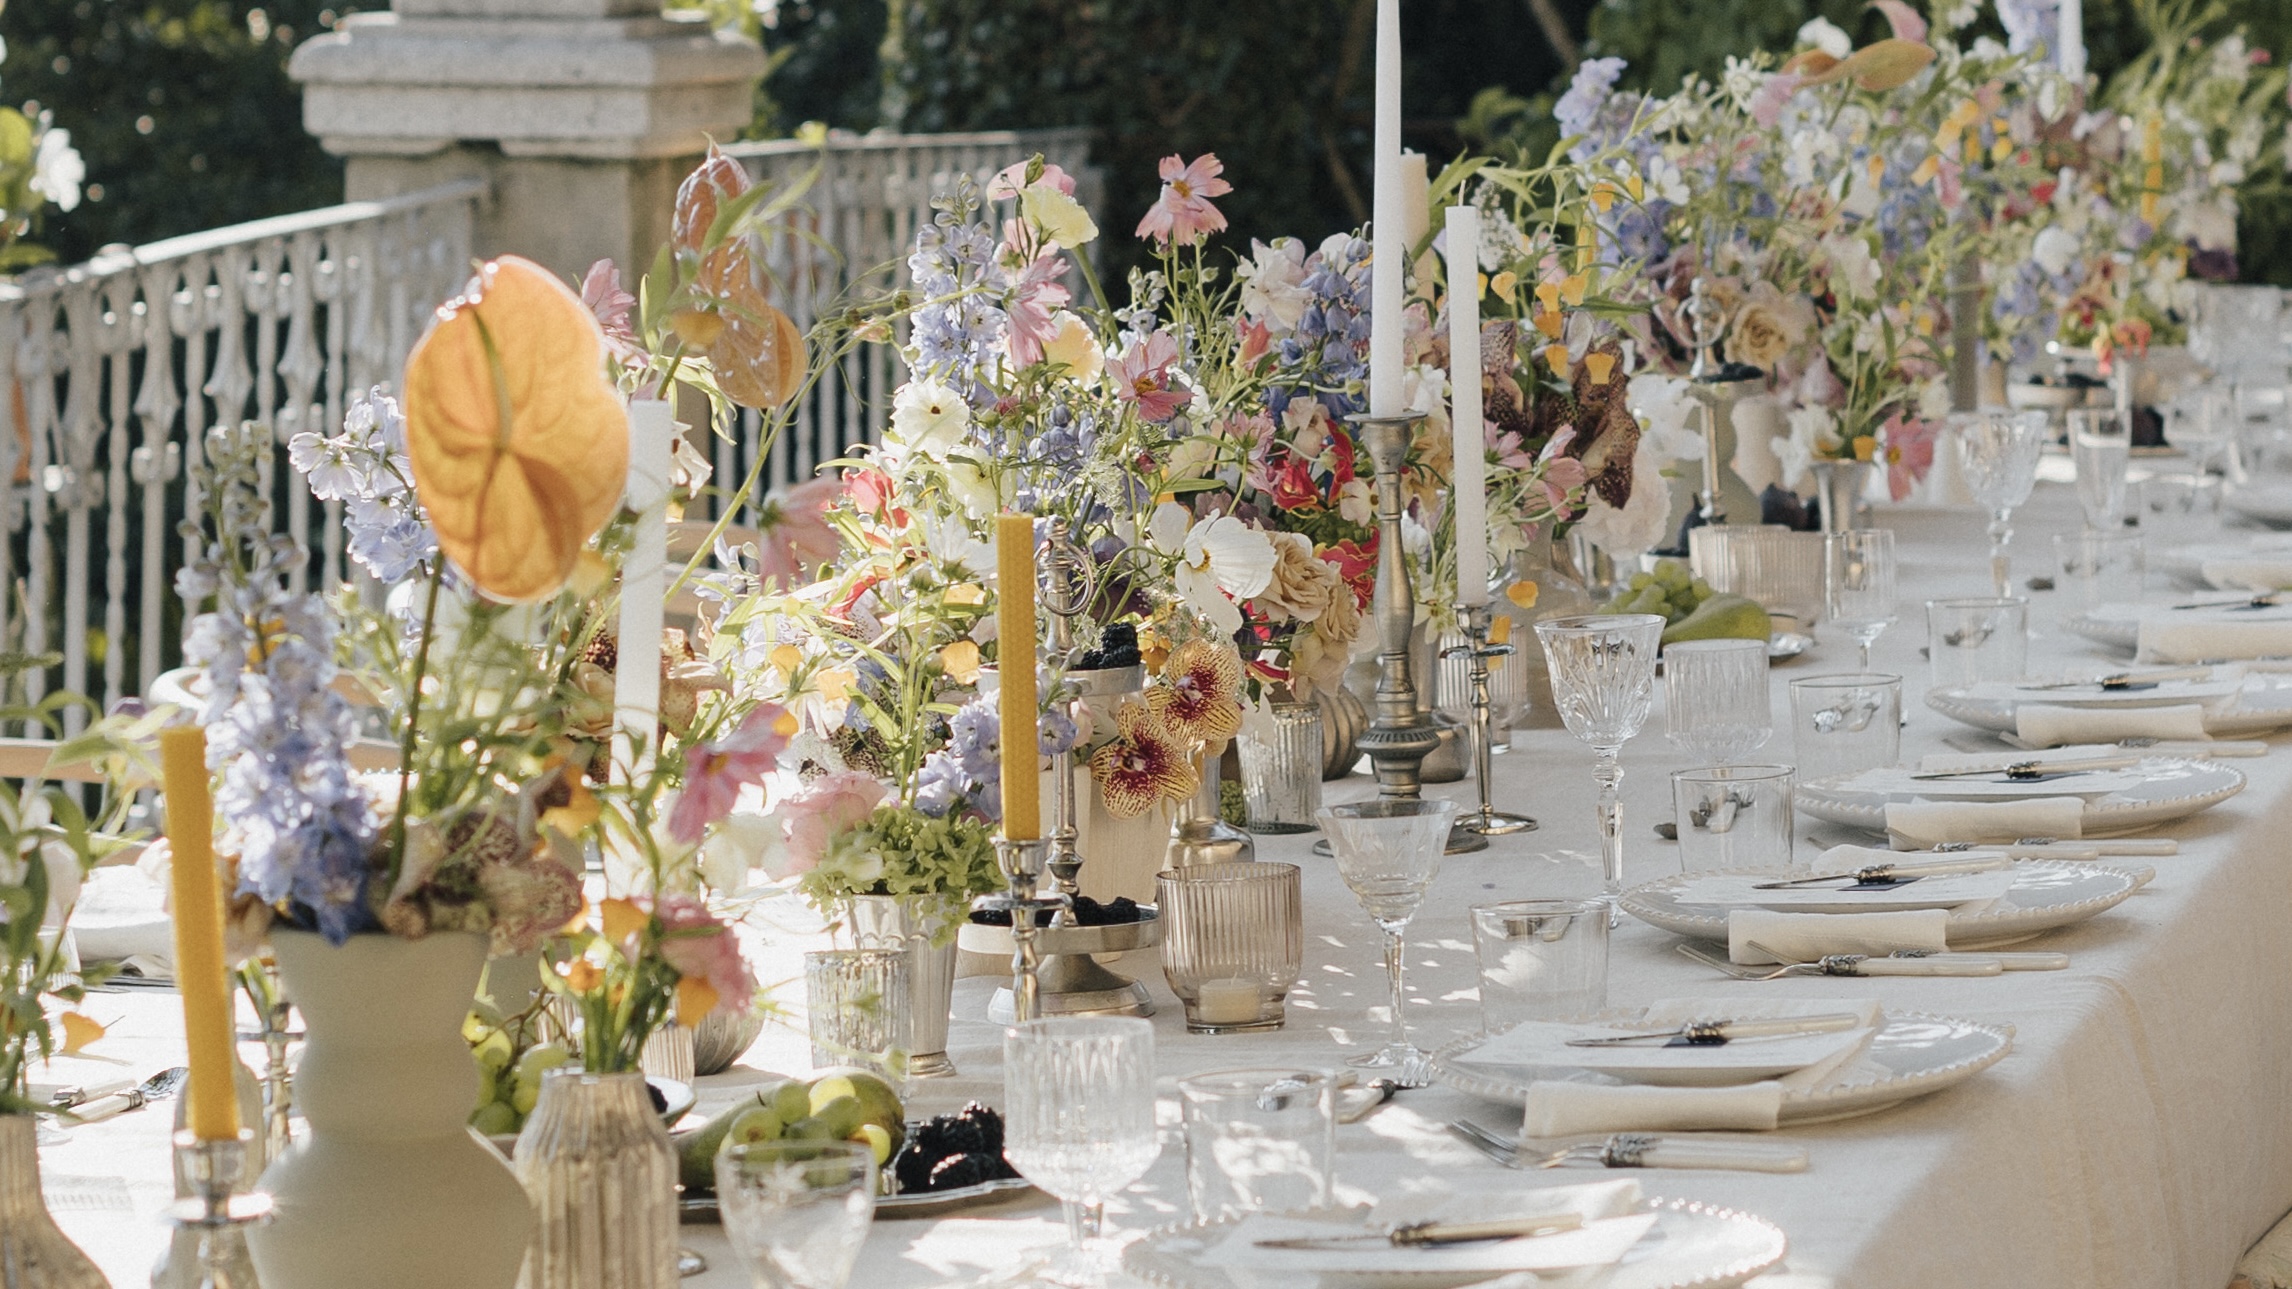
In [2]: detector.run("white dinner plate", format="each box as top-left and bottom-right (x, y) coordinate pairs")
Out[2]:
(2152, 537), (2292, 587)
(1926, 677), (2292, 739)
(1123, 1199), (1790, 1289)
(1431, 1008), (2014, 1127)
(2225, 483), (2292, 528)
(1795, 759), (2244, 838)
(1618, 861), (2142, 949)
(2063, 603), (2143, 652)
(1448, 1016), (1875, 1087)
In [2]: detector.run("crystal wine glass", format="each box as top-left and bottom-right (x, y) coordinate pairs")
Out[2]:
(1003, 1017), (1160, 1286)
(1315, 798), (1458, 1073)
(1534, 614), (1664, 921)
(1954, 409), (2049, 595)
(1662, 638), (1770, 763)
(2069, 409), (2131, 530)
(1824, 528), (1897, 669)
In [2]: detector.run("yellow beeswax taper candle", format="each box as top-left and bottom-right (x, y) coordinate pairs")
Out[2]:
(995, 513), (1041, 841)
(159, 725), (241, 1142)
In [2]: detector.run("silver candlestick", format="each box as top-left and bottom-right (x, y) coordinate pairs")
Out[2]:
(1443, 602), (1537, 836)
(984, 836), (1061, 1024)
(162, 1129), (271, 1288)
(1345, 411), (1485, 854)
(1684, 277), (1732, 527)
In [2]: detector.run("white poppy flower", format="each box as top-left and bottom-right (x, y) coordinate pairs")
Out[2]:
(1158, 508), (1275, 635)
(889, 381), (971, 460)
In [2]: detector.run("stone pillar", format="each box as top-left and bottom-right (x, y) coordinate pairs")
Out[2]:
(289, 0), (764, 283)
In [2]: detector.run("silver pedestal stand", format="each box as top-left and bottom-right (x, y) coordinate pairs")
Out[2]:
(1443, 603), (1536, 836)
(1682, 277), (1759, 529)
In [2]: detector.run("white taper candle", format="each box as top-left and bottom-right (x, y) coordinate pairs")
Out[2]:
(1447, 205), (1488, 607)
(614, 397), (674, 785)
(1368, 0), (1406, 418)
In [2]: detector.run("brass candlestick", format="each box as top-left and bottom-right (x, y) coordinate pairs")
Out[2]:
(162, 1129), (271, 1288)
(1443, 603), (1537, 836)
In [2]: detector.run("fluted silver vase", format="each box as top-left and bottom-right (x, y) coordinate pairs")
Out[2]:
(844, 894), (960, 1079)
(513, 1069), (678, 1289)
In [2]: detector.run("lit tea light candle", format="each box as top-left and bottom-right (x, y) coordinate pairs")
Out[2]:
(1194, 977), (1263, 1027)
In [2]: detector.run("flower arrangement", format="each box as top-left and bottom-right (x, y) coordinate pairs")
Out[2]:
(0, 105), (82, 270)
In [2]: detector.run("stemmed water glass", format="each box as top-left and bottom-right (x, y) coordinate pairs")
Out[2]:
(2069, 409), (2131, 530)
(1003, 1016), (1160, 1286)
(1534, 613), (1664, 920)
(1824, 528), (1897, 669)
(1316, 798), (1458, 1074)
(1954, 409), (2049, 595)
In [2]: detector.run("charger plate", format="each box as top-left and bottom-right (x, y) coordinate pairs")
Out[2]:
(1794, 760), (2245, 838)
(1926, 678), (2292, 739)
(1618, 862), (2141, 950)
(1122, 1198), (1788, 1289)
(1430, 1007), (2013, 1127)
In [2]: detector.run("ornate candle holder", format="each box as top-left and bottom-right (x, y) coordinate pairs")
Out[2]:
(1682, 277), (1760, 529)
(163, 1129), (271, 1288)
(1442, 603), (1537, 836)
(1342, 411), (1484, 854)
(979, 836), (1062, 1024)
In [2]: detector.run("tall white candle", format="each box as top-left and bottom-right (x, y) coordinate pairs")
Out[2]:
(1368, 0), (1405, 418)
(614, 397), (674, 785)
(2058, 0), (2085, 81)
(1446, 205), (1488, 608)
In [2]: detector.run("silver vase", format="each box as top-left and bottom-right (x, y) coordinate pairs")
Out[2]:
(513, 1070), (678, 1289)
(1811, 459), (1873, 534)
(844, 894), (959, 1079)
(0, 1115), (105, 1288)
(1164, 754), (1254, 867)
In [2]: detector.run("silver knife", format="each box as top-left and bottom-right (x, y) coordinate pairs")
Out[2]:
(1565, 1013), (1864, 1047)
(2018, 666), (2216, 689)
(1753, 855), (2012, 888)
(1929, 836), (2174, 857)
(1450, 1121), (1810, 1173)
(1254, 1212), (1584, 1250)
(1909, 755), (2140, 780)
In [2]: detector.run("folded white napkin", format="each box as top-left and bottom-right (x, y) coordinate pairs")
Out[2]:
(1696, 870), (2018, 913)
(2202, 557), (2292, 591)
(68, 866), (177, 965)
(1522, 1080), (1785, 1136)
(2014, 703), (2210, 746)
(1885, 795), (2084, 846)
(1726, 908), (1951, 964)
(1460, 1014), (1872, 1085)
(1204, 1180), (1654, 1274)
(2138, 609), (2292, 663)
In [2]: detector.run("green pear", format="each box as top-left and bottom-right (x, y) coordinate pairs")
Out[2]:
(1660, 593), (1774, 646)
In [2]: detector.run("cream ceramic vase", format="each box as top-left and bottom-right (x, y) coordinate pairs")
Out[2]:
(247, 929), (533, 1289)
(0, 1114), (105, 1289)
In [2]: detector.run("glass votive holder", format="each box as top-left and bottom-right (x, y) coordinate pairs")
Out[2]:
(1178, 1068), (1336, 1222)
(716, 1140), (877, 1289)
(1468, 898), (1609, 1031)
(1663, 638), (1773, 764)
(1671, 765), (1796, 872)
(1926, 597), (2030, 686)
(802, 948), (911, 1078)
(1236, 702), (1323, 833)
(1789, 673), (1903, 776)
(2053, 531), (2145, 609)
(1157, 862), (1304, 1034)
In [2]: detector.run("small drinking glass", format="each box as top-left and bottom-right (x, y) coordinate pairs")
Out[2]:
(1157, 862), (1304, 1034)
(1316, 798), (1457, 1071)
(1178, 1069), (1336, 1222)
(1825, 528), (1897, 669)
(716, 1140), (878, 1289)
(1469, 899), (1609, 1030)
(2167, 387), (2235, 476)
(1955, 409), (2049, 595)
(1926, 597), (2030, 686)
(1671, 765), (1796, 872)
(2053, 531), (2146, 609)
(1663, 639), (1771, 763)
(1004, 1017), (1160, 1284)
(1536, 613), (1665, 915)
(2070, 409), (2132, 530)
(803, 948), (910, 1079)
(1235, 703), (1323, 833)
(1789, 674), (1903, 775)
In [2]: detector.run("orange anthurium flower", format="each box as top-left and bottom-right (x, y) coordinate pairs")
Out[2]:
(402, 255), (629, 603)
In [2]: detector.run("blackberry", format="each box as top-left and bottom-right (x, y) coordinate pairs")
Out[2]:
(892, 1145), (937, 1195)
(927, 1152), (991, 1190)
(953, 1103), (1005, 1158)
(909, 1110), (990, 1158)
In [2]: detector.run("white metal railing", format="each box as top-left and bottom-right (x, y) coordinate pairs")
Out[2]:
(0, 179), (482, 727)
(717, 127), (1101, 516)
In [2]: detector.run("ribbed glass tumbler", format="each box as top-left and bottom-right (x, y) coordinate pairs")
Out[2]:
(1157, 862), (1305, 1034)
(1236, 702), (1324, 833)
(803, 948), (911, 1080)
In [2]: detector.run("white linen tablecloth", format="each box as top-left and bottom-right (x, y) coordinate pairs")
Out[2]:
(49, 488), (2292, 1289)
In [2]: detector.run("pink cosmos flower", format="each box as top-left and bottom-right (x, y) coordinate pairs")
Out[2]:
(756, 474), (845, 587)
(1535, 427), (1590, 513)
(653, 892), (755, 1016)
(1880, 412), (1939, 502)
(580, 260), (646, 366)
(1111, 331), (1193, 422)
(669, 703), (793, 844)
(1135, 154), (1233, 247)
(771, 770), (887, 878)
(1749, 73), (1803, 129)
(1006, 253), (1072, 368)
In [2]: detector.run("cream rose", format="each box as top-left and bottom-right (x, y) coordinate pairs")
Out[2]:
(1288, 588), (1363, 699)
(1724, 284), (1814, 372)
(1256, 532), (1341, 623)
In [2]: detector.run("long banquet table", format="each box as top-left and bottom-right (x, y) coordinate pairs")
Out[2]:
(52, 482), (2292, 1288)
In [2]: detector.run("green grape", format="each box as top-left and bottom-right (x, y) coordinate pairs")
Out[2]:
(1653, 561), (1690, 589)
(1628, 572), (1655, 590)
(1689, 578), (1713, 601)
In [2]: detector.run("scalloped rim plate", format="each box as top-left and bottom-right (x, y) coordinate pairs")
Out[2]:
(679, 1175), (1038, 1225)
(1794, 759), (2246, 839)
(1926, 679), (2292, 739)
(1617, 861), (2142, 950)
(1120, 1198), (1790, 1289)
(1431, 1007), (2014, 1127)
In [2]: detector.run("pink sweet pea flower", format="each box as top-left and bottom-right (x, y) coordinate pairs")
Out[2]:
(580, 260), (645, 366)
(1135, 154), (1233, 247)
(755, 474), (845, 587)
(653, 893), (755, 1016)
(1006, 253), (1072, 368)
(771, 770), (887, 877)
(1111, 331), (1193, 422)
(1749, 73), (1803, 129)
(669, 704), (794, 844)
(988, 160), (1077, 201)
